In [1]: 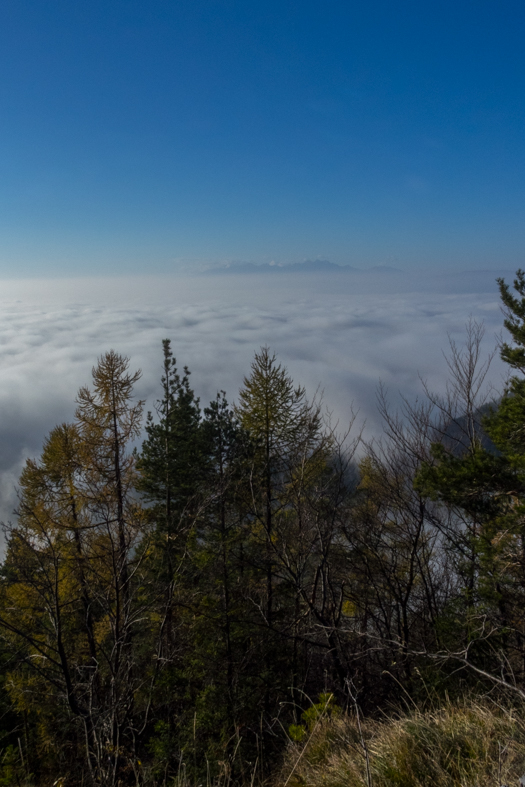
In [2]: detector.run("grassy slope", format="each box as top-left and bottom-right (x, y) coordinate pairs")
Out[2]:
(278, 702), (525, 787)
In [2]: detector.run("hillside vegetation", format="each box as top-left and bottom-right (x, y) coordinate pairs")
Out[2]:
(1, 272), (525, 785)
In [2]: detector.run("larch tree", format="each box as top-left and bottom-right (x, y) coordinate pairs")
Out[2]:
(235, 347), (320, 629)
(234, 347), (328, 741)
(0, 352), (162, 787)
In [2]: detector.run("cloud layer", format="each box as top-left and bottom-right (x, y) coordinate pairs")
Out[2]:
(0, 270), (508, 528)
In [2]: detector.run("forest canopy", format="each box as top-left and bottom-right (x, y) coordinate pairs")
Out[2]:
(1, 273), (525, 786)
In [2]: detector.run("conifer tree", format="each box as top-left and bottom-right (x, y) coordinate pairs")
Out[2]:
(135, 342), (208, 778)
(138, 339), (203, 539)
(417, 273), (525, 692)
(235, 347), (319, 628)
(181, 393), (253, 775)
(234, 347), (326, 744)
(0, 352), (156, 786)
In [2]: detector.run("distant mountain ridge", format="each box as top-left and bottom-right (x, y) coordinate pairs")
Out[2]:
(204, 260), (402, 274)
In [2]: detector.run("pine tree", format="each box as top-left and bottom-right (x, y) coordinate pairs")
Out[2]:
(138, 339), (204, 540)
(182, 393), (253, 776)
(135, 342), (208, 779)
(416, 272), (525, 693)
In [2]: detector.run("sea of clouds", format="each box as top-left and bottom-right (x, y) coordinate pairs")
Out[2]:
(0, 268), (511, 531)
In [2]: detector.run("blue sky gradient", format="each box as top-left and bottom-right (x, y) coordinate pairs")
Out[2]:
(1, 0), (524, 274)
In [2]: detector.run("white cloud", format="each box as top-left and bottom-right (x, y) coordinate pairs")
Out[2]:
(0, 270), (508, 531)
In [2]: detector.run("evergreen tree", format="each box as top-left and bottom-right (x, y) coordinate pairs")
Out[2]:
(417, 272), (525, 692)
(138, 339), (204, 538)
(181, 393), (254, 778)
(136, 342), (210, 781)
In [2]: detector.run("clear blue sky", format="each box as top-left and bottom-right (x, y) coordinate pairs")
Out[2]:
(1, 0), (524, 275)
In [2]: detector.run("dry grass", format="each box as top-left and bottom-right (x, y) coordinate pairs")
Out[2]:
(277, 701), (525, 787)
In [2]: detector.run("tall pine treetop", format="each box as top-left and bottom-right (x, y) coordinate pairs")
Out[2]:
(498, 268), (525, 373)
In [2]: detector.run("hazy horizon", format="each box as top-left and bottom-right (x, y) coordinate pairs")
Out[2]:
(0, 1), (523, 524)
(1, 1), (525, 276)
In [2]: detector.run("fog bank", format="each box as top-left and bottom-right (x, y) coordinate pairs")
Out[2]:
(0, 269), (508, 527)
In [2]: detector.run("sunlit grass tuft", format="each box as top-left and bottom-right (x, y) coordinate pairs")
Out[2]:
(278, 700), (525, 787)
